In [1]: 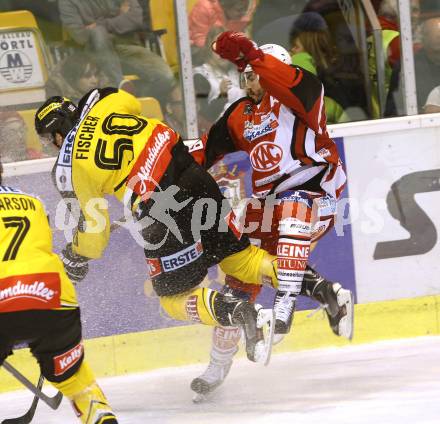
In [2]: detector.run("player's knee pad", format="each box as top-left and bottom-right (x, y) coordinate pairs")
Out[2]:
(52, 361), (95, 397)
(160, 287), (219, 326)
(219, 244), (274, 286)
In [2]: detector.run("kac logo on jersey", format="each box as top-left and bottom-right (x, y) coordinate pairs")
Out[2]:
(250, 142), (283, 172)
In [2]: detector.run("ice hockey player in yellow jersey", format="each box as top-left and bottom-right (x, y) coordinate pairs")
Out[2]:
(0, 156), (118, 423)
(34, 90), (277, 363)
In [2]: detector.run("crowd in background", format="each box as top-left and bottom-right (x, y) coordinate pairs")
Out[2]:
(1, 0), (440, 163)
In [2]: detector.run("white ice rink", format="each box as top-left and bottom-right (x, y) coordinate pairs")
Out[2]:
(1, 336), (440, 424)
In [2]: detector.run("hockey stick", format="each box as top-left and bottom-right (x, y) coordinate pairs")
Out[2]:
(2, 362), (63, 410)
(1, 374), (44, 424)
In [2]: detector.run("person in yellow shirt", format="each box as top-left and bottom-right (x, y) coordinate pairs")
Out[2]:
(0, 156), (118, 424)
(34, 89), (277, 363)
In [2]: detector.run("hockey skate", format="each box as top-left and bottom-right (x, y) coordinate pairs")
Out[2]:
(315, 282), (354, 340)
(191, 304), (274, 403)
(191, 354), (235, 403)
(303, 267), (354, 340)
(231, 302), (275, 365)
(273, 291), (296, 335)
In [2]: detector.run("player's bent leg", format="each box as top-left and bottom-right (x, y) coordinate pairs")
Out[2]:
(160, 287), (272, 362)
(302, 265), (354, 340)
(190, 326), (240, 400)
(190, 280), (260, 400)
(52, 362), (118, 424)
(29, 309), (118, 423)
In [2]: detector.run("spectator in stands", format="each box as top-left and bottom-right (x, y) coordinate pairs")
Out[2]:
(58, 0), (174, 105)
(367, 0), (400, 118)
(0, 112), (28, 163)
(193, 27), (245, 132)
(251, 0), (308, 44)
(387, 15), (440, 115)
(415, 16), (440, 106)
(297, 1), (369, 120)
(289, 12), (349, 124)
(32, 133), (61, 158)
(45, 52), (107, 103)
(189, 0), (256, 64)
(1, 0), (63, 43)
(411, 0), (422, 47)
(423, 85), (440, 113)
(163, 83), (186, 136)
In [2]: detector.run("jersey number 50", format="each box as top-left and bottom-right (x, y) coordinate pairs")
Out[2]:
(94, 113), (148, 170)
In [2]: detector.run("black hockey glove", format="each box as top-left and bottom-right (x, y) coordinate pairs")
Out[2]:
(61, 243), (90, 283)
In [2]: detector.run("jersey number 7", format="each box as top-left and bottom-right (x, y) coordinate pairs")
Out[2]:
(2, 216), (30, 261)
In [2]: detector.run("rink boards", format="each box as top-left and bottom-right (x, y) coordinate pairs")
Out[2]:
(2, 114), (440, 392)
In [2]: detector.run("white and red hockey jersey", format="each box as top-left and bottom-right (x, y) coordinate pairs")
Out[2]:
(195, 53), (347, 199)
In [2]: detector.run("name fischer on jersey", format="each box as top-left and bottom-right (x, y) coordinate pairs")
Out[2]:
(75, 116), (99, 160)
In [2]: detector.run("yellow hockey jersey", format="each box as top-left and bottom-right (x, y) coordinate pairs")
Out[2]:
(53, 88), (181, 260)
(0, 186), (77, 312)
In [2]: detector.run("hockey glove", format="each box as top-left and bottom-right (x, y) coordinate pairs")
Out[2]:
(212, 31), (263, 71)
(61, 243), (90, 283)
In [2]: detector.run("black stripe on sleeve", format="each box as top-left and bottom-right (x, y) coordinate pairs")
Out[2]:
(290, 117), (299, 160)
(289, 67), (322, 113)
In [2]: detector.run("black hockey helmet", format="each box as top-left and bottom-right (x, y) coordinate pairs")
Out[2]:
(35, 96), (78, 139)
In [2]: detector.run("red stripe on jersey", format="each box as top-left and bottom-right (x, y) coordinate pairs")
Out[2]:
(291, 68), (303, 87)
(335, 183), (346, 199)
(127, 124), (178, 202)
(0, 273), (61, 312)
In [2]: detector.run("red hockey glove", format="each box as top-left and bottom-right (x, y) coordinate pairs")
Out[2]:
(213, 31), (263, 71)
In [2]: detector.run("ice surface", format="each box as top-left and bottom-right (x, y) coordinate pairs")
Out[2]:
(1, 336), (440, 424)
